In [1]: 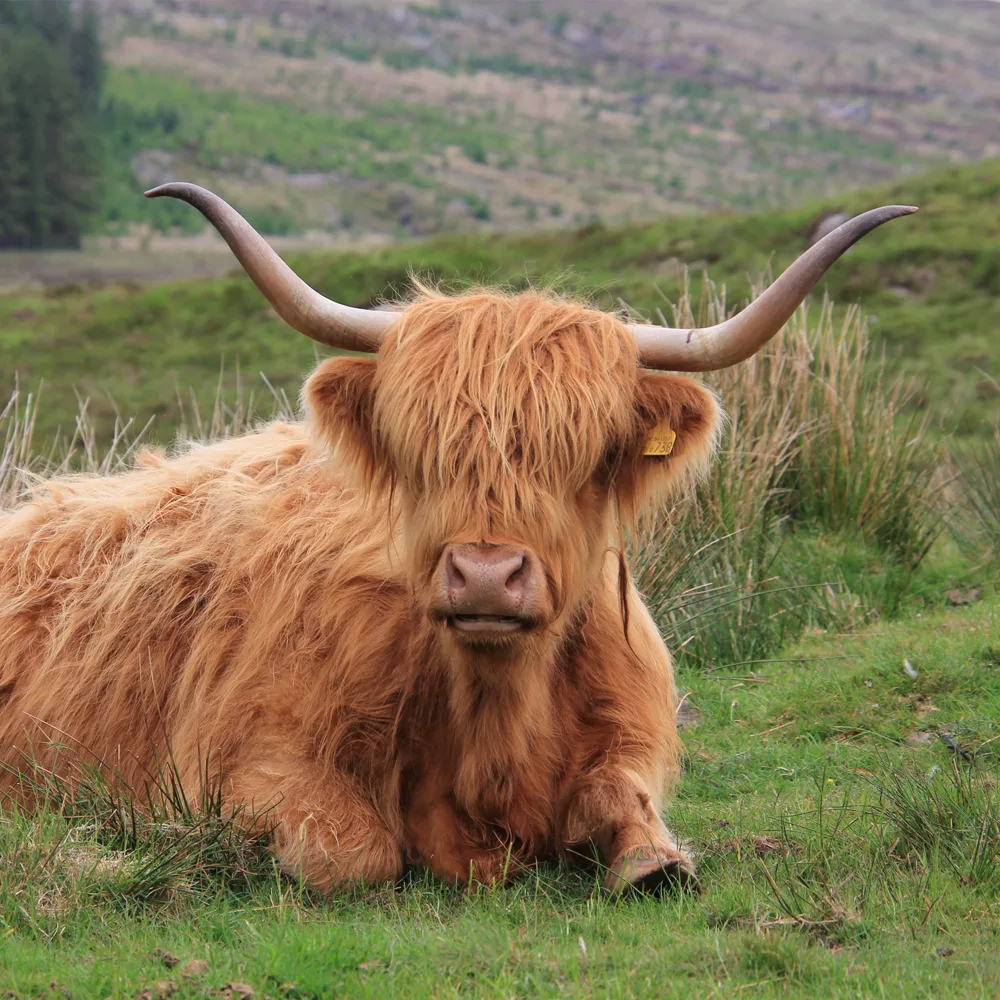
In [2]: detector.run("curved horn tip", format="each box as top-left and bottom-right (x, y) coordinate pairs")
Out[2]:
(878, 204), (919, 217)
(829, 204), (919, 244)
(144, 182), (208, 200)
(844, 204), (919, 228)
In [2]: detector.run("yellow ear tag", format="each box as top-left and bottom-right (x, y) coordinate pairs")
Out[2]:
(643, 422), (676, 457)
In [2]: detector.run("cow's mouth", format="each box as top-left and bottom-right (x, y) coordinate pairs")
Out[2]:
(450, 614), (529, 634)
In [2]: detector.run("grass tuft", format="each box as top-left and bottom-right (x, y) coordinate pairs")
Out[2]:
(951, 424), (1000, 562)
(0, 749), (275, 936)
(872, 755), (1000, 897)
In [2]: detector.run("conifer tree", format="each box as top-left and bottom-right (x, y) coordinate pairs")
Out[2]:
(0, 1), (104, 250)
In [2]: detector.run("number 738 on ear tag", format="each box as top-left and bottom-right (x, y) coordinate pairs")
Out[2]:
(643, 422), (676, 457)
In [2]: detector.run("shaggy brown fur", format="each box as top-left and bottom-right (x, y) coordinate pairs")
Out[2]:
(0, 289), (720, 892)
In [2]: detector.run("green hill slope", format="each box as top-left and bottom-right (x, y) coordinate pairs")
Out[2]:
(94, 0), (1000, 239)
(1, 157), (998, 446)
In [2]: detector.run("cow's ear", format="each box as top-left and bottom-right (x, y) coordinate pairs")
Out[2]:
(303, 356), (383, 488)
(614, 371), (721, 519)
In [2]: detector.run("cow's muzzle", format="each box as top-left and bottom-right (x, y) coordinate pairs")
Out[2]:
(432, 543), (546, 639)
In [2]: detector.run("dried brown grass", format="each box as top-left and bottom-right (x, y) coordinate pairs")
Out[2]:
(0, 374), (292, 511)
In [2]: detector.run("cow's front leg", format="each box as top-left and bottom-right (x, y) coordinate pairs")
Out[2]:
(415, 805), (518, 889)
(402, 776), (520, 888)
(230, 761), (402, 892)
(562, 769), (697, 895)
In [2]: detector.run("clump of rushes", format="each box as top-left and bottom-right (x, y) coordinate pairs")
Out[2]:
(631, 270), (943, 671)
(0, 372), (294, 509)
(950, 423), (1000, 561)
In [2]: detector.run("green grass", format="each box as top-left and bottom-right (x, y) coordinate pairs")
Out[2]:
(2, 155), (1000, 996)
(100, 67), (517, 234)
(2, 156), (999, 447)
(3, 272), (1000, 999)
(103, 66), (516, 178)
(1, 599), (998, 997)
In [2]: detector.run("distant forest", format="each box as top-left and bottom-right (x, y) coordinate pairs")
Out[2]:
(0, 1), (104, 250)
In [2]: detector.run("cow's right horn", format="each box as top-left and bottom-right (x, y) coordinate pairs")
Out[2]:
(628, 205), (917, 371)
(145, 183), (395, 353)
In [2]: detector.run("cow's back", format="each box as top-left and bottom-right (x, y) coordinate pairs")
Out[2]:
(0, 422), (406, 797)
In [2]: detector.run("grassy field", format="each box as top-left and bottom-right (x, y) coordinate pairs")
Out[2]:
(2, 237), (1000, 995)
(1, 156), (999, 448)
(88, 0), (1000, 239)
(2, 130), (1000, 990)
(1, 598), (997, 997)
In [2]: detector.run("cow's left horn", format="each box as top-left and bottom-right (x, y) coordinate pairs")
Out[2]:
(145, 183), (395, 352)
(628, 205), (917, 371)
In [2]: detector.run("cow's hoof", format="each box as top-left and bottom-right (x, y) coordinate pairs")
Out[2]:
(604, 848), (699, 896)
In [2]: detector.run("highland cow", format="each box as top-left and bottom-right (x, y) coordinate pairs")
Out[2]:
(0, 186), (915, 893)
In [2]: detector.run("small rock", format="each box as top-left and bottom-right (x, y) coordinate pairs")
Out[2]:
(906, 731), (934, 747)
(753, 836), (784, 857)
(947, 588), (982, 606)
(217, 985), (254, 1000)
(936, 946), (954, 958)
(676, 698), (702, 730)
(178, 960), (210, 981)
(150, 950), (180, 969)
(938, 731), (974, 761)
(808, 212), (851, 245)
(136, 980), (177, 1000)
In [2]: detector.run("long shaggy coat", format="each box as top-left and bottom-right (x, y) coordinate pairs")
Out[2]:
(0, 289), (720, 891)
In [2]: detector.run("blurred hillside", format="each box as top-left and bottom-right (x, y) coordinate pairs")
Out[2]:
(2, 155), (998, 446)
(91, 0), (1000, 241)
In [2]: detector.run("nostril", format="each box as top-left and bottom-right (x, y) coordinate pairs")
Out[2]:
(504, 554), (529, 596)
(444, 551), (467, 594)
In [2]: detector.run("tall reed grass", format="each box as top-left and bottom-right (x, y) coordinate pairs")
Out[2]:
(631, 273), (943, 671)
(0, 373), (293, 510)
(951, 424), (1000, 562)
